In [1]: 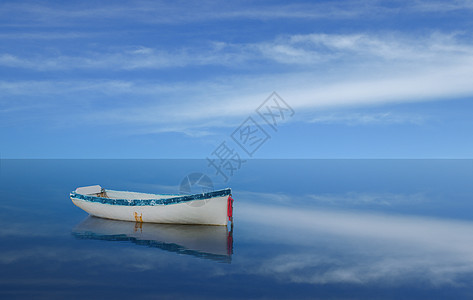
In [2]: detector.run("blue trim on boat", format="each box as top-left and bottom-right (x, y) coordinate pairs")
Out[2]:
(70, 188), (232, 206)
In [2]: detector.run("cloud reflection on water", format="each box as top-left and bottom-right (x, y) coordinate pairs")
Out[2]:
(236, 202), (473, 286)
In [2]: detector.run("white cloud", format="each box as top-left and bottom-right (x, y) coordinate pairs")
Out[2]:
(2, 31), (473, 134)
(0, 1), (389, 27)
(308, 112), (426, 126)
(2, 1), (471, 28)
(260, 32), (473, 64)
(93, 60), (473, 126)
(1, 58), (472, 133)
(2, 32), (471, 71)
(0, 54), (28, 68)
(409, 0), (473, 13)
(0, 32), (101, 40)
(0, 45), (249, 71)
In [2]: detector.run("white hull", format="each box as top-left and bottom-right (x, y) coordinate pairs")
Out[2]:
(70, 186), (233, 226)
(71, 196), (229, 225)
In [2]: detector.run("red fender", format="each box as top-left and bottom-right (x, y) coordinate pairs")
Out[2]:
(227, 195), (234, 221)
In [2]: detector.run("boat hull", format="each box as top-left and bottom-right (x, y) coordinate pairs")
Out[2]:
(71, 195), (229, 225)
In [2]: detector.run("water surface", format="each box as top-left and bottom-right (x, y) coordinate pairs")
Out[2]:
(1, 159), (473, 299)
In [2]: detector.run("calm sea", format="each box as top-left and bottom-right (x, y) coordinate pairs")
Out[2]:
(1, 159), (473, 299)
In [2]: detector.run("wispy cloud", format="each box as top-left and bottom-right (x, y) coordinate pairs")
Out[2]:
(0, 45), (250, 71)
(256, 31), (473, 67)
(86, 61), (473, 128)
(2, 0), (473, 143)
(0, 1), (389, 27)
(409, 0), (473, 13)
(0, 32), (102, 40)
(2, 0), (472, 28)
(2, 56), (472, 133)
(2, 32), (472, 71)
(308, 112), (427, 126)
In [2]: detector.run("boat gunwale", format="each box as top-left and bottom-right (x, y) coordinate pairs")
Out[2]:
(70, 188), (232, 207)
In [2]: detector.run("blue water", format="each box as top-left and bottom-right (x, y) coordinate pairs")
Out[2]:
(1, 159), (473, 299)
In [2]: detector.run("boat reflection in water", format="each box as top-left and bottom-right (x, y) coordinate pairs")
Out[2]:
(72, 217), (233, 263)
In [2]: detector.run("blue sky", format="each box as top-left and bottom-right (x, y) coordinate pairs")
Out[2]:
(1, 0), (472, 158)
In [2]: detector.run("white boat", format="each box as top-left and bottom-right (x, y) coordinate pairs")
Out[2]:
(70, 185), (233, 226)
(73, 216), (233, 263)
